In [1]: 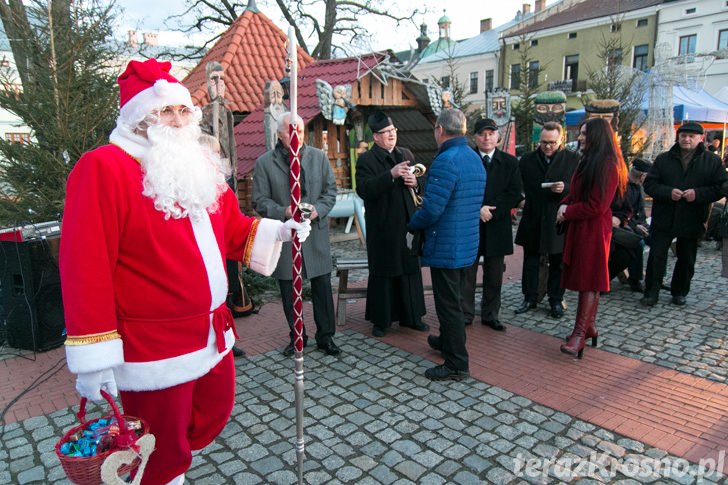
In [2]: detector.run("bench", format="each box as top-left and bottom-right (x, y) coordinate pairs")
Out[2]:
(334, 258), (369, 326)
(334, 257), (483, 326)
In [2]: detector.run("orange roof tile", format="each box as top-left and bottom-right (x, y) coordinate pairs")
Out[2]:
(182, 8), (313, 113)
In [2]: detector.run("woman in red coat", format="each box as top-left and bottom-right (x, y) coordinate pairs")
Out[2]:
(556, 118), (627, 358)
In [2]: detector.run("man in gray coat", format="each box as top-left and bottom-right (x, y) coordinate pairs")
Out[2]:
(253, 113), (341, 356)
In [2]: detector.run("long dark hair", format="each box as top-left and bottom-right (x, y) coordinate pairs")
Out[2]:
(575, 118), (627, 202)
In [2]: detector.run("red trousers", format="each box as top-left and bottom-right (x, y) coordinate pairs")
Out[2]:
(120, 353), (235, 484)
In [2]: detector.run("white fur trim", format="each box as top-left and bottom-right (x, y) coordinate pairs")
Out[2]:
(249, 219), (283, 276)
(114, 326), (234, 391)
(167, 473), (185, 485)
(119, 80), (194, 127)
(66, 338), (124, 374)
(109, 126), (150, 159)
(190, 211), (227, 310)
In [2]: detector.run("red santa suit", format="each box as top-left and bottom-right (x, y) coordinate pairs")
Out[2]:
(60, 58), (285, 485)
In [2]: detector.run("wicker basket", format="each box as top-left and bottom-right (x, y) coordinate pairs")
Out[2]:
(55, 390), (148, 485)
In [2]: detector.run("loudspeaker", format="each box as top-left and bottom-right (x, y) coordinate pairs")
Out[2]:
(0, 237), (65, 351)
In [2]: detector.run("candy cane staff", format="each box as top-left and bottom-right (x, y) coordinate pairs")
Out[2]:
(286, 27), (307, 485)
(59, 58), (311, 485)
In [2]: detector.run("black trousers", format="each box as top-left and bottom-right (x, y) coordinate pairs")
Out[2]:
(461, 255), (504, 323)
(521, 252), (564, 304)
(431, 267), (469, 372)
(627, 240), (645, 283)
(644, 232), (698, 298)
(278, 274), (335, 345)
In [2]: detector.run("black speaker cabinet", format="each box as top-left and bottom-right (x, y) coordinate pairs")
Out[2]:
(0, 237), (65, 351)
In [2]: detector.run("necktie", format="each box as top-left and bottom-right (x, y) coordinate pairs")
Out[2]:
(483, 154), (491, 169)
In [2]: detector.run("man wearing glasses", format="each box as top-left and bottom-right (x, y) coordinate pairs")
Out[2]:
(356, 111), (428, 337)
(514, 121), (579, 318)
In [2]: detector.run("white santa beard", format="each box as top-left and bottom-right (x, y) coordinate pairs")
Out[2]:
(142, 123), (228, 220)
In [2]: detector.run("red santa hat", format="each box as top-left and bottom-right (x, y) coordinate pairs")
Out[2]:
(117, 58), (194, 126)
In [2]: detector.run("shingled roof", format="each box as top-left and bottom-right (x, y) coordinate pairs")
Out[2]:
(506, 0), (664, 38)
(234, 53), (390, 177)
(182, 4), (313, 113)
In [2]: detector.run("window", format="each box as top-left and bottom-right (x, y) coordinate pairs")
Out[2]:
(607, 48), (623, 70)
(528, 60), (540, 89)
(469, 72), (478, 94)
(564, 54), (579, 85)
(485, 69), (494, 92)
(510, 63), (521, 89)
(610, 23), (621, 33)
(568, 32), (577, 39)
(513, 43), (520, 50)
(531, 39), (538, 47)
(636, 19), (648, 28)
(719, 29), (728, 50)
(633, 44), (649, 71)
(685, 7), (696, 15)
(678, 34), (697, 55)
(441, 75), (450, 89)
(5, 133), (29, 144)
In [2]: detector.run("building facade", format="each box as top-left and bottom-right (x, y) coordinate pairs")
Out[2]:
(655, 0), (728, 95)
(501, 0), (663, 109)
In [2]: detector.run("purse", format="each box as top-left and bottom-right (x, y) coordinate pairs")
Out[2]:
(612, 226), (643, 249)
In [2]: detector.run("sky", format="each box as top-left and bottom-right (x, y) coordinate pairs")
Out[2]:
(117, 0), (558, 54)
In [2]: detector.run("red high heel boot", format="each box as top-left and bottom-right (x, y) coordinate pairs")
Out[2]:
(560, 291), (599, 359)
(563, 293), (600, 346)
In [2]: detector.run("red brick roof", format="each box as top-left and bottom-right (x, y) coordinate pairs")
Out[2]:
(234, 53), (387, 177)
(182, 7), (313, 113)
(506, 0), (663, 38)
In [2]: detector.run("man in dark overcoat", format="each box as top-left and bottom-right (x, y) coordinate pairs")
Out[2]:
(355, 111), (428, 337)
(462, 119), (523, 331)
(514, 122), (579, 318)
(641, 122), (727, 306)
(253, 112), (341, 356)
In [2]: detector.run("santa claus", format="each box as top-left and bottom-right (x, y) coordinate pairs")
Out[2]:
(60, 58), (310, 485)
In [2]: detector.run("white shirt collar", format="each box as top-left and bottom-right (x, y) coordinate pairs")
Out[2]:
(479, 149), (496, 159)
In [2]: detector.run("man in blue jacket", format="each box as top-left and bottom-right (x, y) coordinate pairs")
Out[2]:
(408, 109), (486, 381)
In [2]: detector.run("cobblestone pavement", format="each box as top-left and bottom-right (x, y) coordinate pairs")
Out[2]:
(332, 232), (726, 384)
(2, 331), (722, 485)
(499, 245), (726, 384)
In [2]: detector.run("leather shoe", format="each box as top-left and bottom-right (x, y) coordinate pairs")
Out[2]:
(427, 335), (442, 351)
(231, 346), (246, 358)
(424, 364), (469, 381)
(482, 319), (506, 331)
(402, 321), (430, 332)
(372, 326), (386, 337)
(282, 337), (308, 356)
(514, 301), (537, 314)
(672, 295), (686, 306)
(640, 295), (658, 307)
(627, 279), (644, 292)
(550, 302), (565, 319)
(317, 340), (341, 356)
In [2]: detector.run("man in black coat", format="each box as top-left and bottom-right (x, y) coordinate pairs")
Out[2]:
(624, 158), (651, 291)
(514, 122), (579, 318)
(355, 111), (428, 337)
(641, 122), (727, 306)
(462, 119), (523, 331)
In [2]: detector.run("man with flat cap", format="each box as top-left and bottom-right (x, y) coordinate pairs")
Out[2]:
(356, 111), (428, 337)
(642, 122), (727, 306)
(623, 157), (651, 292)
(462, 118), (522, 331)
